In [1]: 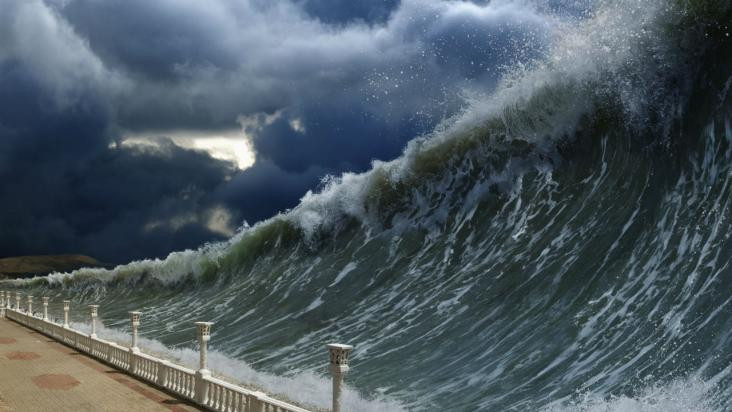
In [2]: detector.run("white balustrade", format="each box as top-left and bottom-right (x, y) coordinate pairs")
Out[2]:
(1, 299), (326, 412)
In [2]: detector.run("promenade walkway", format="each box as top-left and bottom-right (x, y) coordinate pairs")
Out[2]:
(0, 318), (200, 412)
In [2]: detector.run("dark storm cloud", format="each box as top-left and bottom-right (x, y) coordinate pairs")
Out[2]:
(216, 159), (328, 224)
(0, 0), (562, 262)
(0, 0), (236, 262)
(0, 70), (234, 262)
(296, 0), (401, 24)
(51, 0), (553, 134)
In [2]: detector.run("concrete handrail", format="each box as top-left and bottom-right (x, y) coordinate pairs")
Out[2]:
(0, 295), (353, 412)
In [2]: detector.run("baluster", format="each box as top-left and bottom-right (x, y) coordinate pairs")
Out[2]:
(158, 361), (168, 387)
(214, 385), (219, 409)
(237, 391), (244, 412)
(185, 371), (190, 395)
(213, 384), (218, 409)
(250, 392), (266, 412)
(208, 382), (214, 407)
(220, 385), (226, 409)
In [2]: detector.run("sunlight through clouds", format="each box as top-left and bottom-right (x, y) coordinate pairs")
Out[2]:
(120, 130), (256, 170)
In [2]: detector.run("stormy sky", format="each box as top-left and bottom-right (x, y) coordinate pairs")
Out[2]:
(0, 0), (588, 263)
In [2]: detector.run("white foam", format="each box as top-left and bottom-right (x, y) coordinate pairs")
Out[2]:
(543, 377), (721, 412)
(329, 262), (358, 287)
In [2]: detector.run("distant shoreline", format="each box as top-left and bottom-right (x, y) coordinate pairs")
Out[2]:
(0, 254), (108, 280)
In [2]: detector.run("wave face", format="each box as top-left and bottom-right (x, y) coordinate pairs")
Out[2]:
(8, 0), (732, 410)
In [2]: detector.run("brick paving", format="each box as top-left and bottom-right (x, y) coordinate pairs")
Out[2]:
(0, 318), (201, 411)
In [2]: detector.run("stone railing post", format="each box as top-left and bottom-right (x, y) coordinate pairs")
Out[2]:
(194, 321), (213, 404)
(327, 343), (354, 412)
(89, 305), (99, 338)
(63, 300), (70, 328)
(0, 291), (5, 317)
(42, 297), (49, 321)
(129, 311), (141, 350)
(157, 359), (171, 387)
(15, 292), (21, 311)
(128, 311), (141, 374)
(27, 295), (33, 316)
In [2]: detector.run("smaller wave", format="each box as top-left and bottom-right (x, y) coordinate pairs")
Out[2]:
(542, 377), (724, 412)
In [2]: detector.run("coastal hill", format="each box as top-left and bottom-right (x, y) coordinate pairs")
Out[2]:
(0, 255), (106, 279)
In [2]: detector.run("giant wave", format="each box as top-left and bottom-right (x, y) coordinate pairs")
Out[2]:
(6, 0), (732, 410)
